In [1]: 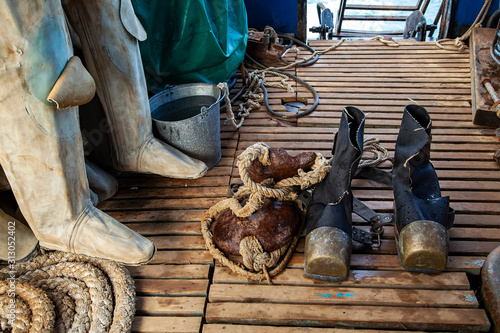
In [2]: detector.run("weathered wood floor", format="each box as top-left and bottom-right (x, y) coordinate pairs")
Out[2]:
(99, 39), (500, 332)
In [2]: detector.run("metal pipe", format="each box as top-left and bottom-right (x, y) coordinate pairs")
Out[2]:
(481, 76), (500, 118)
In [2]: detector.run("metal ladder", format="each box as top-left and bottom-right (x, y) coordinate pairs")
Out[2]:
(334, 0), (449, 39)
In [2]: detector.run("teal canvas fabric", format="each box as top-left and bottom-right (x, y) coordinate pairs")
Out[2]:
(131, 0), (248, 93)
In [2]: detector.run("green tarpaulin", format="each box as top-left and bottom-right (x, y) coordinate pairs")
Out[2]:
(131, 0), (248, 94)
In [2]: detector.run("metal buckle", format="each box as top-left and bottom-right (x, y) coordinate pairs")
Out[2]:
(352, 213), (393, 248)
(371, 232), (381, 248)
(352, 227), (383, 248)
(370, 213), (393, 235)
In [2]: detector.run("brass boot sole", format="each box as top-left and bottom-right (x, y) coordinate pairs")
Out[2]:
(396, 220), (449, 273)
(304, 226), (352, 281)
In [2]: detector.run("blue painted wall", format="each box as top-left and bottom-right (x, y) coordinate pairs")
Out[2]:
(453, 0), (499, 36)
(244, 0), (298, 34)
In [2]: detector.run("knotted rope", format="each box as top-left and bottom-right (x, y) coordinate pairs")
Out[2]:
(359, 137), (393, 168)
(201, 143), (330, 284)
(0, 251), (136, 333)
(436, 0), (492, 52)
(371, 36), (400, 47)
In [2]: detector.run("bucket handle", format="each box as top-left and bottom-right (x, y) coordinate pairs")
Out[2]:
(200, 85), (227, 120)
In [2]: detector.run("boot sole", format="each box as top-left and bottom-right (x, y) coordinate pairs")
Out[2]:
(395, 220), (449, 273)
(39, 242), (157, 266)
(304, 226), (352, 281)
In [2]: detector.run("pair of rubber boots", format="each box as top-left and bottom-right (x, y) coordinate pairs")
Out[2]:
(305, 105), (453, 281)
(0, 0), (208, 265)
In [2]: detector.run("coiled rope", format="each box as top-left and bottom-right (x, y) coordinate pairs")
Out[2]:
(0, 251), (136, 333)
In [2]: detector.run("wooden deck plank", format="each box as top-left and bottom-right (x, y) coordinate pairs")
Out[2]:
(117, 175), (231, 188)
(213, 267), (471, 289)
(205, 302), (491, 331)
(148, 250), (213, 265)
(128, 265), (210, 279)
(132, 316), (201, 333)
(203, 324), (426, 333)
(135, 279), (209, 296)
(126, 222), (205, 236)
(108, 210), (207, 222)
(208, 284), (478, 308)
(136, 296), (206, 316)
(146, 236), (206, 250)
(285, 254), (487, 274)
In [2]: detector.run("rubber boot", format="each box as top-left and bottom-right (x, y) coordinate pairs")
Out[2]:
(393, 105), (453, 272)
(62, 0), (208, 179)
(0, 0), (154, 265)
(304, 107), (365, 281)
(0, 209), (38, 262)
(85, 159), (119, 203)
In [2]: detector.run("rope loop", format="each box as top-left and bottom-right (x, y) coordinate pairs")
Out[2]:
(435, 0), (492, 52)
(359, 137), (393, 168)
(435, 37), (467, 52)
(371, 36), (400, 47)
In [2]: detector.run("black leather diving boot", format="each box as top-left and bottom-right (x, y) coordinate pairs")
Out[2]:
(304, 106), (365, 281)
(393, 105), (454, 272)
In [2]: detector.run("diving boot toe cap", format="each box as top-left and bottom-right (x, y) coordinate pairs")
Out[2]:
(40, 206), (155, 265)
(304, 226), (352, 281)
(305, 256), (350, 282)
(132, 137), (208, 179)
(396, 220), (449, 272)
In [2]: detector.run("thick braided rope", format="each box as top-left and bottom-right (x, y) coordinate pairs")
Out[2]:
(19, 262), (113, 332)
(41, 283), (77, 333)
(0, 251), (136, 333)
(202, 143), (329, 283)
(239, 236), (288, 272)
(276, 153), (331, 189)
(0, 280), (55, 333)
(8, 251), (135, 333)
(0, 294), (31, 332)
(34, 277), (91, 333)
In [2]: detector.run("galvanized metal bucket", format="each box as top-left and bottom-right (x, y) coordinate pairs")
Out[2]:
(150, 83), (224, 169)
